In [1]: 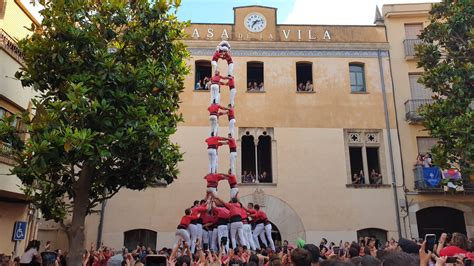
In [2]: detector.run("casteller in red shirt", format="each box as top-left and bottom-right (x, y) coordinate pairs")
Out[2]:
(211, 50), (233, 64)
(205, 173), (227, 188)
(206, 136), (225, 149)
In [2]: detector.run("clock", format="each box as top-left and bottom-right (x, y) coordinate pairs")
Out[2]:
(244, 12), (267, 33)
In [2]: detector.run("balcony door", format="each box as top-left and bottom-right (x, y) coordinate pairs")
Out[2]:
(409, 74), (431, 100)
(405, 24), (423, 39)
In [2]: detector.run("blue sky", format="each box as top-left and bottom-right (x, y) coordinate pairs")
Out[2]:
(176, 0), (295, 24)
(176, 0), (439, 25)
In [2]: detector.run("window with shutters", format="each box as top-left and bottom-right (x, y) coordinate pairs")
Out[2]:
(416, 137), (438, 155)
(195, 60), (212, 90)
(349, 63), (366, 93)
(247, 61), (264, 92)
(240, 128), (276, 184)
(409, 74), (432, 100)
(345, 130), (386, 186)
(404, 23), (423, 39)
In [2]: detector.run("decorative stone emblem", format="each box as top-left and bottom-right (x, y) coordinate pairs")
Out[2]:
(348, 132), (361, 143)
(252, 188), (266, 207)
(366, 133), (379, 143)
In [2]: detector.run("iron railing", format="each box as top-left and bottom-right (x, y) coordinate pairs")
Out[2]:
(414, 166), (474, 192)
(403, 39), (423, 58)
(0, 28), (24, 63)
(0, 142), (13, 158)
(404, 99), (434, 122)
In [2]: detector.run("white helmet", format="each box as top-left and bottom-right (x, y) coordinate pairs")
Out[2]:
(218, 40), (231, 49)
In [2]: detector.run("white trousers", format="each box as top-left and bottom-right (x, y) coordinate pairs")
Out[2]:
(230, 88), (236, 107)
(188, 224), (198, 253)
(253, 223), (265, 250)
(229, 151), (237, 174)
(207, 187), (218, 197)
(228, 63), (234, 76)
(207, 148), (217, 173)
(230, 187), (239, 200)
(196, 224), (203, 249)
(211, 228), (218, 251)
(217, 225), (229, 253)
(229, 119), (236, 138)
(174, 229), (191, 249)
(202, 229), (209, 245)
(210, 84), (220, 104)
(243, 224), (256, 250)
(264, 224), (275, 251)
(230, 221), (246, 249)
(211, 60), (218, 73)
(209, 115), (218, 135)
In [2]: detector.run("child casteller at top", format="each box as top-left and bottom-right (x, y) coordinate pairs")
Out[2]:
(211, 41), (233, 77)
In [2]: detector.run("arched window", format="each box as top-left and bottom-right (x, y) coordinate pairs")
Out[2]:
(241, 133), (256, 183)
(257, 134), (272, 183)
(296, 62), (313, 92)
(247, 61), (264, 91)
(195, 60), (211, 90)
(124, 229), (157, 251)
(349, 63), (366, 92)
(416, 207), (466, 237)
(357, 228), (388, 248)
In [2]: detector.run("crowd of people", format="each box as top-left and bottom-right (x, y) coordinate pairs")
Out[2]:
(351, 170), (382, 185)
(241, 171), (272, 184)
(196, 77), (211, 91)
(415, 153), (433, 168)
(247, 82), (264, 92)
(296, 81), (314, 92)
(4, 231), (473, 266)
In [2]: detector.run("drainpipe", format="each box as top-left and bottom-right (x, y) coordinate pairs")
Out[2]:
(96, 200), (107, 247)
(377, 49), (402, 239)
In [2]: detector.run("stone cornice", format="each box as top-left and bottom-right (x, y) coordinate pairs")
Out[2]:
(188, 47), (389, 58)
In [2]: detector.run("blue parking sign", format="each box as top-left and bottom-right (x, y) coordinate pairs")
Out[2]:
(12, 221), (27, 241)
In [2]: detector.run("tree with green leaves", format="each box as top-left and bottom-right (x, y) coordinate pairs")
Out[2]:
(0, 0), (188, 264)
(416, 0), (473, 182)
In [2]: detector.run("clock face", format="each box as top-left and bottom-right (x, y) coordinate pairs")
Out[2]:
(244, 13), (267, 33)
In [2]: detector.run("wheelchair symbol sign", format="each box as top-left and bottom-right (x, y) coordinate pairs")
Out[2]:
(12, 221), (27, 241)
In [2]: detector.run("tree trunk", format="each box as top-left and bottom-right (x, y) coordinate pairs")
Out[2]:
(66, 164), (93, 266)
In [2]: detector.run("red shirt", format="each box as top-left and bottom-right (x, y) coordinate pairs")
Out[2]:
(206, 136), (224, 149)
(211, 75), (225, 84)
(208, 104), (224, 115)
(227, 108), (235, 120)
(212, 51), (233, 64)
(191, 204), (208, 216)
(224, 202), (242, 217)
(227, 77), (235, 88)
(201, 211), (213, 225)
(213, 206), (230, 219)
(228, 138), (237, 152)
(254, 210), (269, 224)
(241, 208), (248, 220)
(228, 174), (237, 188)
(439, 246), (468, 257)
(205, 173), (226, 188)
(178, 214), (199, 229)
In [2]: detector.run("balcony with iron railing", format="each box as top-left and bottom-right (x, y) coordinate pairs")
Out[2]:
(404, 99), (434, 123)
(403, 39), (423, 59)
(413, 166), (474, 193)
(0, 28), (24, 64)
(0, 141), (15, 165)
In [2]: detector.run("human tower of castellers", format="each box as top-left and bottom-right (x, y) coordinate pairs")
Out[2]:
(173, 41), (276, 254)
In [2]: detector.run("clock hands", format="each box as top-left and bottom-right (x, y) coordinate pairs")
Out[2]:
(251, 19), (263, 28)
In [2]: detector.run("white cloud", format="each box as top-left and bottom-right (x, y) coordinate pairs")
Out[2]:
(284, 0), (439, 25)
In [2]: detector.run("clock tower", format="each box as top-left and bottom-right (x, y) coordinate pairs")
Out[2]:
(233, 6), (277, 41)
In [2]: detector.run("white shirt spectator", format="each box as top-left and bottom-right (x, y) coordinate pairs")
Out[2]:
(19, 248), (38, 263)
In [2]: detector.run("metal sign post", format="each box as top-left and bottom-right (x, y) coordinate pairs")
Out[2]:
(12, 221), (28, 256)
